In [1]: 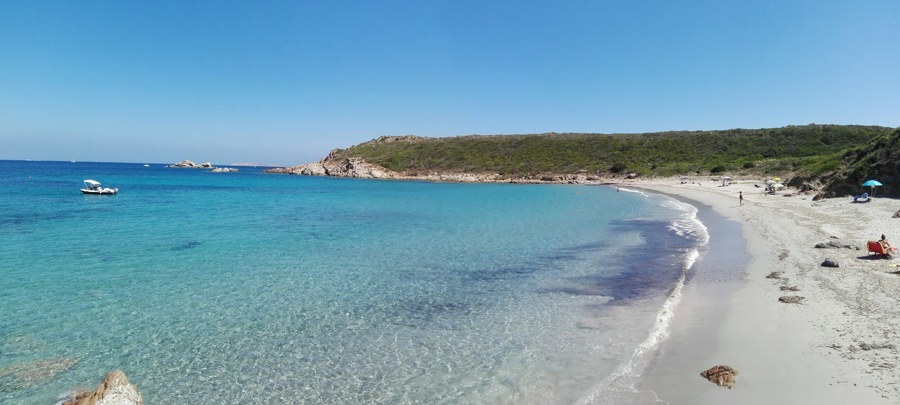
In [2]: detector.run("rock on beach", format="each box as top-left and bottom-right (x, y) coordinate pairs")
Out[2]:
(700, 364), (739, 389)
(821, 258), (840, 268)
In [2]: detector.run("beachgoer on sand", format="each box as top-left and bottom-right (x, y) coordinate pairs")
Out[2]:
(739, 191), (743, 206)
(880, 234), (898, 254)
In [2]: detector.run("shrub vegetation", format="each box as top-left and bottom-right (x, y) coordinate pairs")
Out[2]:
(329, 125), (890, 178)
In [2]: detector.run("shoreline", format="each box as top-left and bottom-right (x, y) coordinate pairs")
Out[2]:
(626, 179), (900, 403)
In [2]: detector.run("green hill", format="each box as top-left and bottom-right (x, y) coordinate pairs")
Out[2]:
(328, 124), (890, 179)
(790, 127), (900, 198)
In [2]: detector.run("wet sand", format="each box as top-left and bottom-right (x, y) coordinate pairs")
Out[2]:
(630, 178), (900, 404)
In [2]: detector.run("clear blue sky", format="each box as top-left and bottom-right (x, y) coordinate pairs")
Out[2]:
(2, 1), (898, 165)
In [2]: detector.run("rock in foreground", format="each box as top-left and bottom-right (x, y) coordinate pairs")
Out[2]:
(63, 370), (142, 405)
(779, 295), (806, 304)
(700, 364), (739, 389)
(821, 258), (840, 268)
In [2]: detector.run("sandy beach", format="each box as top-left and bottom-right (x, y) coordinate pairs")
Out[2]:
(626, 178), (900, 403)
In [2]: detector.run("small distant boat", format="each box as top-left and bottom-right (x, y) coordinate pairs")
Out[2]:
(143, 164), (150, 167)
(80, 179), (118, 195)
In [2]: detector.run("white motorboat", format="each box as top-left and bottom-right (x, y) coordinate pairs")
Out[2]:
(80, 179), (118, 195)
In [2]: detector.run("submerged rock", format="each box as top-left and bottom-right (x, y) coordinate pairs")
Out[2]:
(700, 364), (739, 389)
(62, 370), (142, 405)
(0, 357), (78, 392)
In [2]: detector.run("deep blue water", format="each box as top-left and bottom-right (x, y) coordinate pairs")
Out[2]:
(0, 160), (709, 404)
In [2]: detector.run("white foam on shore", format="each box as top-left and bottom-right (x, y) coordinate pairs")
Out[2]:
(615, 187), (650, 198)
(578, 195), (710, 404)
(663, 197), (711, 248)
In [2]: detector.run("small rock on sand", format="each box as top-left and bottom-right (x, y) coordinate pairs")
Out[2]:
(821, 258), (839, 268)
(700, 364), (739, 389)
(779, 296), (805, 304)
(814, 240), (853, 249)
(858, 342), (896, 351)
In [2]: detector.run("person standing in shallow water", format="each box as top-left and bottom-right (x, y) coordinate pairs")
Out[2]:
(739, 191), (744, 206)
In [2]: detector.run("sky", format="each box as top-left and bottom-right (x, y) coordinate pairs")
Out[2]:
(1, 1), (898, 165)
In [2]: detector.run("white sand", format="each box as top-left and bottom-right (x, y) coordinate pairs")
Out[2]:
(626, 178), (900, 404)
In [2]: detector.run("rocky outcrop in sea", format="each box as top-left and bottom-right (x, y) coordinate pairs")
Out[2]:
(168, 160), (238, 172)
(60, 370), (142, 405)
(168, 160), (213, 168)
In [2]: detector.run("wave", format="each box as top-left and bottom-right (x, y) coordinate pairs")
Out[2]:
(614, 187), (650, 198)
(578, 195), (710, 404)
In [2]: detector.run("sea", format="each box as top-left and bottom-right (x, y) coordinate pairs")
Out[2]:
(0, 160), (745, 404)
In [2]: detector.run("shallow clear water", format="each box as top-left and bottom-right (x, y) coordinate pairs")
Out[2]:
(0, 161), (708, 404)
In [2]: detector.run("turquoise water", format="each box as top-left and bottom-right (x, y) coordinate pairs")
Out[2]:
(0, 161), (709, 404)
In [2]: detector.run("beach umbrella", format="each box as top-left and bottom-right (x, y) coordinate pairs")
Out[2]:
(862, 179), (883, 196)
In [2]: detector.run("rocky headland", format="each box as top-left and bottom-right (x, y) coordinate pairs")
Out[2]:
(265, 125), (900, 197)
(264, 150), (619, 184)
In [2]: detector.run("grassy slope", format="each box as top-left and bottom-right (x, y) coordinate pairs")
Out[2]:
(330, 125), (890, 179)
(790, 127), (900, 198)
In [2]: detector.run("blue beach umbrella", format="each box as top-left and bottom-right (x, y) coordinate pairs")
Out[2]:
(862, 179), (883, 196)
